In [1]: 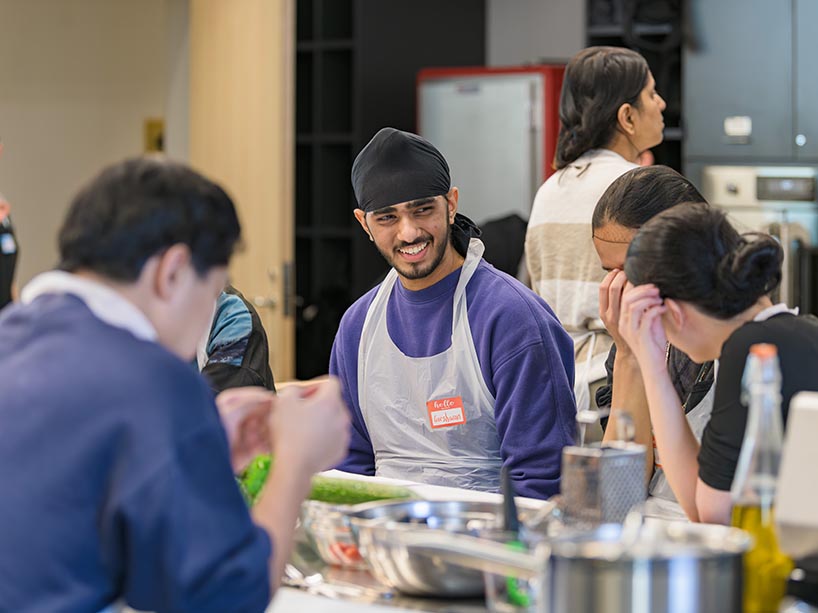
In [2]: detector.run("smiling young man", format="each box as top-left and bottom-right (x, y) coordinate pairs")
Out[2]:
(354, 193), (462, 290)
(329, 128), (576, 499)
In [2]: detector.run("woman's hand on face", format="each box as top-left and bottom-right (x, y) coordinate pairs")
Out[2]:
(619, 283), (668, 374)
(599, 269), (630, 351)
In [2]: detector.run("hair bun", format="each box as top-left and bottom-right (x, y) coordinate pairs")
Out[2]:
(716, 234), (783, 301)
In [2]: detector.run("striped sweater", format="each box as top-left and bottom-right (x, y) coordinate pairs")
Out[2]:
(525, 149), (637, 380)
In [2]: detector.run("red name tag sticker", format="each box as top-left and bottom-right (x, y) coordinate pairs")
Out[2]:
(426, 396), (467, 429)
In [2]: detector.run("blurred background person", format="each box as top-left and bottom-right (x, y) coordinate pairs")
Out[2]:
(525, 46), (666, 416)
(198, 284), (277, 394)
(0, 137), (18, 309)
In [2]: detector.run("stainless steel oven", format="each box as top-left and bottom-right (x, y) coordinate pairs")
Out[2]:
(701, 165), (818, 314)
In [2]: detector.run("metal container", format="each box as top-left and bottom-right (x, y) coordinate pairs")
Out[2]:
(393, 520), (752, 613)
(545, 522), (750, 613)
(560, 441), (646, 524)
(347, 499), (548, 597)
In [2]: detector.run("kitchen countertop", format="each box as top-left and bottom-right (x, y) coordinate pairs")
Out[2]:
(267, 586), (489, 613)
(267, 471), (550, 613)
(267, 588), (433, 613)
(266, 471), (689, 612)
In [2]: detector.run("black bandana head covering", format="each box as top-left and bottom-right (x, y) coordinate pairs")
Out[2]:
(351, 127), (480, 256)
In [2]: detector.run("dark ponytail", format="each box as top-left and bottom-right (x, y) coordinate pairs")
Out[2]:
(555, 46), (650, 170)
(624, 203), (783, 319)
(592, 166), (706, 230)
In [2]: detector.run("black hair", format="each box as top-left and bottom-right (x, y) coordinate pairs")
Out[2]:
(625, 203), (783, 319)
(555, 46), (650, 170)
(592, 165), (706, 230)
(58, 156), (241, 281)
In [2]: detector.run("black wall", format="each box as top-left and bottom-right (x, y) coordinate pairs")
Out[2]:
(295, 0), (486, 379)
(352, 0), (487, 298)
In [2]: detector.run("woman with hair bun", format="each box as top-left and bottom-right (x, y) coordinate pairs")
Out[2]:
(620, 203), (818, 524)
(526, 46), (666, 414)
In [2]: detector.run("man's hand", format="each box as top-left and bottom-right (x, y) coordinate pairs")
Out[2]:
(270, 378), (351, 478)
(250, 378), (351, 594)
(216, 387), (274, 473)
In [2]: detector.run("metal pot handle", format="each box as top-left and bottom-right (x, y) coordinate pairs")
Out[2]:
(389, 529), (543, 579)
(392, 530), (552, 612)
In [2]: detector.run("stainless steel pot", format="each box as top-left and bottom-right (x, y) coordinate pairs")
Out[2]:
(389, 519), (752, 613)
(545, 522), (750, 613)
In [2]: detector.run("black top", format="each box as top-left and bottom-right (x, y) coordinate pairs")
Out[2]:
(202, 285), (276, 394)
(0, 217), (18, 310)
(479, 214), (527, 277)
(698, 313), (818, 491)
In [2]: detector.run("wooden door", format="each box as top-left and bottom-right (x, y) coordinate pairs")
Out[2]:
(189, 0), (295, 381)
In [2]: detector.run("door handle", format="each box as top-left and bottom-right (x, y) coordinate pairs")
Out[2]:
(283, 261), (295, 318)
(252, 296), (278, 310)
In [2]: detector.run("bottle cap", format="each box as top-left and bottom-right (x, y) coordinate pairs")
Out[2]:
(750, 343), (778, 358)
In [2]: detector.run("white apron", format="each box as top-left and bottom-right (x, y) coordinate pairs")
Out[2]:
(573, 330), (608, 414)
(357, 239), (502, 492)
(645, 373), (715, 519)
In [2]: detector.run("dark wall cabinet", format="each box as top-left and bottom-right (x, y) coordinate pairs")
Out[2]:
(684, 0), (818, 163)
(794, 0), (818, 160)
(295, 0), (485, 379)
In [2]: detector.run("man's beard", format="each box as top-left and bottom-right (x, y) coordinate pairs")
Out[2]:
(378, 221), (451, 281)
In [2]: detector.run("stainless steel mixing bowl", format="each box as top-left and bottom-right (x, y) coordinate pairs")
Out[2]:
(347, 499), (545, 597)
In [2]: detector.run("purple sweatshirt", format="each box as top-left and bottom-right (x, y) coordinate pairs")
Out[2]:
(329, 259), (576, 499)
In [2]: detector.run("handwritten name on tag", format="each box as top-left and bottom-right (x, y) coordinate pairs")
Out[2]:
(426, 396), (466, 429)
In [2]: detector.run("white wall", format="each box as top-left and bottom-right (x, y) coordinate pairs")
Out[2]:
(0, 0), (168, 285)
(487, 0), (585, 66)
(165, 0), (189, 161)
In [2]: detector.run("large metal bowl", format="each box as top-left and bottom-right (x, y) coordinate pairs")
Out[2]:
(347, 499), (544, 597)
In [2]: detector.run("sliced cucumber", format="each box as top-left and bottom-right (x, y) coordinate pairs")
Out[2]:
(238, 454), (415, 506)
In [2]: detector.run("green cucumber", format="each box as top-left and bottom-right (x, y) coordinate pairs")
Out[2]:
(237, 454), (415, 506)
(238, 454), (273, 506)
(308, 475), (415, 505)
